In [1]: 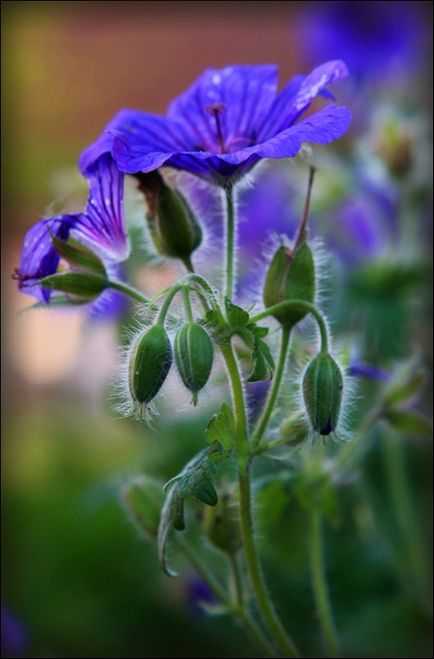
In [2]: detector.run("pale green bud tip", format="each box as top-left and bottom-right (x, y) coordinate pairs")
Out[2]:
(128, 324), (173, 405)
(303, 352), (344, 436)
(174, 323), (214, 405)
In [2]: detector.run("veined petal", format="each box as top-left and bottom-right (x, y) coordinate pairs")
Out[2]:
(168, 65), (278, 152)
(14, 215), (78, 302)
(76, 154), (129, 261)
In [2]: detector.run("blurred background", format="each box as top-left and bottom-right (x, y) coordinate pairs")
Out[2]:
(2, 2), (433, 657)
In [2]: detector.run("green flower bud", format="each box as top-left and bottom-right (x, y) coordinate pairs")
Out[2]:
(279, 411), (308, 445)
(137, 172), (202, 267)
(303, 352), (344, 436)
(123, 476), (164, 541)
(263, 242), (315, 327)
(174, 323), (214, 405)
(203, 491), (241, 555)
(51, 236), (106, 276)
(129, 324), (172, 405)
(39, 271), (108, 301)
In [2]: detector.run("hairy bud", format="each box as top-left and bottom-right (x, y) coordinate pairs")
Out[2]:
(40, 271), (108, 302)
(128, 324), (173, 405)
(263, 242), (315, 327)
(303, 352), (344, 435)
(137, 172), (202, 267)
(279, 411), (308, 445)
(174, 323), (214, 405)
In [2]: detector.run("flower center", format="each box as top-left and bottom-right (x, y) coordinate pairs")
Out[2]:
(205, 103), (227, 153)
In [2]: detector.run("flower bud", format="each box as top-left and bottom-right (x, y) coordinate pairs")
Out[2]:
(174, 323), (214, 405)
(123, 476), (164, 541)
(137, 172), (202, 267)
(128, 324), (172, 405)
(302, 352), (344, 435)
(40, 271), (108, 302)
(263, 242), (315, 327)
(203, 491), (241, 555)
(279, 411), (308, 445)
(52, 236), (106, 276)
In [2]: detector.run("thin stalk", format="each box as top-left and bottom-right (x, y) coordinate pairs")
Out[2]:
(220, 340), (301, 658)
(182, 255), (195, 273)
(107, 280), (149, 304)
(251, 301), (329, 354)
(224, 185), (236, 301)
(182, 286), (194, 322)
(252, 326), (291, 449)
(228, 552), (244, 608)
(157, 284), (183, 325)
(309, 511), (340, 658)
(175, 536), (277, 657)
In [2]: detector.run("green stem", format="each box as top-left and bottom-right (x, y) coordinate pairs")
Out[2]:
(309, 511), (340, 658)
(220, 340), (301, 658)
(176, 537), (276, 657)
(252, 326), (291, 449)
(182, 255), (195, 273)
(224, 184), (235, 301)
(182, 286), (194, 322)
(254, 435), (295, 456)
(157, 284), (183, 325)
(251, 301), (329, 353)
(107, 280), (149, 304)
(228, 552), (244, 608)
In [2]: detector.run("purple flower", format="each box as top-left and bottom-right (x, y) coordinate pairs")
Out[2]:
(80, 61), (351, 184)
(1, 606), (28, 658)
(14, 154), (129, 311)
(185, 576), (216, 616)
(296, 2), (424, 82)
(348, 362), (390, 382)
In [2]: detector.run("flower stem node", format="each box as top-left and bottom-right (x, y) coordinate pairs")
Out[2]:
(174, 323), (214, 405)
(263, 242), (315, 328)
(303, 352), (344, 436)
(128, 324), (173, 406)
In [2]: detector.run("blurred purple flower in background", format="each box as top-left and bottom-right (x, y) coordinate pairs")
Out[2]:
(185, 576), (216, 616)
(80, 61), (351, 184)
(296, 1), (423, 81)
(1, 606), (28, 658)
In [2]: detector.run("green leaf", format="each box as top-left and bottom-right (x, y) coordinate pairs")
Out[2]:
(384, 409), (432, 438)
(204, 403), (236, 451)
(248, 335), (275, 382)
(52, 236), (106, 275)
(385, 367), (427, 407)
(158, 444), (224, 576)
(122, 476), (165, 541)
(224, 298), (250, 331)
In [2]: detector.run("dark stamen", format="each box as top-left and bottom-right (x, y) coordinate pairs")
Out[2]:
(206, 103), (227, 153)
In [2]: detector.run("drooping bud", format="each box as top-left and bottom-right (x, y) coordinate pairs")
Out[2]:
(128, 324), (173, 405)
(203, 491), (241, 555)
(302, 352), (344, 436)
(39, 271), (108, 302)
(174, 323), (214, 405)
(263, 241), (315, 327)
(136, 172), (202, 269)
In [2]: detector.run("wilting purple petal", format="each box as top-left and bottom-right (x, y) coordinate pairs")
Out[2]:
(76, 154), (129, 261)
(14, 215), (78, 302)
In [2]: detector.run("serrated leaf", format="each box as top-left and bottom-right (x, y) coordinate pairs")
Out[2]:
(225, 298), (250, 330)
(248, 335), (275, 382)
(204, 403), (236, 451)
(384, 409), (432, 438)
(158, 445), (224, 577)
